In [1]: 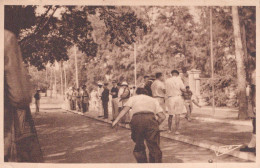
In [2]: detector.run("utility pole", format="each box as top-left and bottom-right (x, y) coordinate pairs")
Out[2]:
(134, 43), (137, 89)
(74, 44), (79, 88)
(60, 61), (64, 99)
(64, 62), (67, 94)
(210, 7), (216, 115)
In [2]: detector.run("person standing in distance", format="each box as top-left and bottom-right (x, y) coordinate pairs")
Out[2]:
(151, 72), (166, 112)
(112, 88), (166, 163)
(182, 86), (201, 121)
(81, 85), (89, 113)
(34, 89), (41, 113)
(101, 83), (109, 119)
(165, 70), (186, 134)
(110, 80), (119, 121)
(97, 82), (104, 118)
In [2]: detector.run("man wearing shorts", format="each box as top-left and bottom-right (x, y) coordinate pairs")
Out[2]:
(165, 70), (186, 134)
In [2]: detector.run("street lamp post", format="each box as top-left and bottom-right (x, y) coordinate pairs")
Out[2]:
(134, 43), (137, 89)
(74, 44), (79, 88)
(210, 7), (216, 115)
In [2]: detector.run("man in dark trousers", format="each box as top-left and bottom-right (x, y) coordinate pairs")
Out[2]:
(110, 80), (119, 121)
(144, 76), (153, 97)
(101, 83), (110, 119)
(81, 85), (89, 113)
(34, 90), (41, 113)
(112, 88), (166, 163)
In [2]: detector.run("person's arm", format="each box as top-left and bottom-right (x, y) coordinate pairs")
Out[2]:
(192, 99), (201, 108)
(156, 112), (166, 125)
(112, 106), (131, 127)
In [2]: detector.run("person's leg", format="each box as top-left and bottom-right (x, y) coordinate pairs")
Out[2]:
(145, 116), (162, 163)
(175, 114), (180, 134)
(114, 99), (119, 119)
(130, 115), (147, 163)
(111, 99), (116, 120)
(184, 102), (190, 119)
(168, 115), (173, 132)
(82, 102), (86, 113)
(103, 101), (108, 118)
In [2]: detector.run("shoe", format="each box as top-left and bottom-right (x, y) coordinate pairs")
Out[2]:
(98, 116), (103, 118)
(240, 146), (256, 153)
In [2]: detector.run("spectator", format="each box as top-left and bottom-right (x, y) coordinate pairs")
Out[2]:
(4, 29), (43, 162)
(34, 89), (41, 113)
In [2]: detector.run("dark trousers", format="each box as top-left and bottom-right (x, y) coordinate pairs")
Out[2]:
(77, 99), (81, 111)
(70, 100), (76, 110)
(130, 112), (162, 163)
(252, 118), (256, 134)
(82, 102), (89, 113)
(102, 101), (108, 118)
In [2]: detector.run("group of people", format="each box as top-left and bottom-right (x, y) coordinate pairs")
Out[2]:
(67, 85), (90, 113)
(141, 70), (201, 134)
(110, 69), (202, 163)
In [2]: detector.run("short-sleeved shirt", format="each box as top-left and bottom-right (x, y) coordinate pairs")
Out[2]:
(182, 90), (193, 100)
(124, 95), (163, 115)
(165, 76), (185, 97)
(111, 87), (119, 98)
(151, 79), (165, 98)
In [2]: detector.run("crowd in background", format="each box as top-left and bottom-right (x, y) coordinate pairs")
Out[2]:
(65, 69), (202, 134)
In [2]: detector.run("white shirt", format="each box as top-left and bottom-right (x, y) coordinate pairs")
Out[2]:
(151, 79), (165, 98)
(165, 76), (185, 97)
(124, 95), (163, 115)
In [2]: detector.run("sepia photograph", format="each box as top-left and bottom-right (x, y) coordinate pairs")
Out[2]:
(2, 0), (258, 166)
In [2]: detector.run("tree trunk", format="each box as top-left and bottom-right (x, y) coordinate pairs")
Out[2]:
(232, 7), (248, 119)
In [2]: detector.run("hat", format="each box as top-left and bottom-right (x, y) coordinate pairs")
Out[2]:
(121, 81), (128, 86)
(97, 82), (103, 86)
(112, 80), (117, 83)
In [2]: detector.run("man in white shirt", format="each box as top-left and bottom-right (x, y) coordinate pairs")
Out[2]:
(97, 82), (104, 117)
(112, 88), (166, 163)
(165, 70), (186, 134)
(151, 72), (166, 112)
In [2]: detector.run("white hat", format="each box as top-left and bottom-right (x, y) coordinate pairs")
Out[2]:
(121, 81), (128, 86)
(97, 82), (103, 86)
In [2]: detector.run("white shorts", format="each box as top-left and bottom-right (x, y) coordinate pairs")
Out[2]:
(166, 96), (186, 115)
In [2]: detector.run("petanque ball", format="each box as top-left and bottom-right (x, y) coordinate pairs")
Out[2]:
(208, 159), (213, 163)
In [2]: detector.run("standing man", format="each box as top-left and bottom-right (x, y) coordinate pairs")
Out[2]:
(144, 76), (153, 97)
(182, 86), (201, 121)
(81, 85), (89, 113)
(151, 72), (166, 112)
(97, 82), (104, 118)
(71, 87), (77, 110)
(112, 88), (166, 163)
(165, 70), (186, 134)
(119, 82), (131, 123)
(101, 83), (110, 119)
(76, 88), (82, 112)
(34, 89), (41, 113)
(240, 67), (256, 153)
(110, 80), (119, 121)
